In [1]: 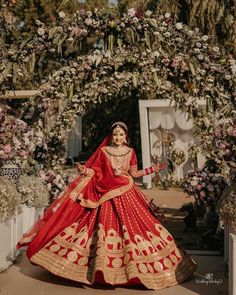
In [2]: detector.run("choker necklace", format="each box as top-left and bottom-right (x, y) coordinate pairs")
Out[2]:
(105, 146), (131, 157)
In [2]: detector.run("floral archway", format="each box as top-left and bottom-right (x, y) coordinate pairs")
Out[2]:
(0, 7), (235, 218)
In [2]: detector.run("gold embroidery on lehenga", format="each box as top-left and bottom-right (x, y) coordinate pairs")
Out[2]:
(30, 221), (197, 290)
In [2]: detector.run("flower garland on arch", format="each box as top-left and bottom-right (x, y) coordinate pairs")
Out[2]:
(1, 7), (235, 174)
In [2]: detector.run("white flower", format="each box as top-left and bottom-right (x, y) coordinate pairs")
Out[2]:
(165, 13), (171, 18)
(58, 11), (65, 18)
(164, 32), (171, 38)
(197, 54), (204, 61)
(35, 20), (42, 26)
(86, 11), (92, 17)
(128, 8), (136, 17)
(175, 22), (183, 30)
(212, 46), (219, 53)
(145, 10), (152, 17)
(201, 35), (209, 42)
(85, 18), (93, 26)
(153, 51), (160, 58)
(187, 30), (194, 36)
(224, 74), (231, 80)
(37, 28), (45, 36)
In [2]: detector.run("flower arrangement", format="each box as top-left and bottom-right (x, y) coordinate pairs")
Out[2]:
(0, 176), (22, 222)
(182, 168), (227, 208)
(18, 175), (49, 208)
(188, 144), (200, 161)
(0, 8), (234, 175)
(39, 169), (65, 202)
(211, 118), (236, 165)
(171, 149), (186, 166)
(0, 109), (35, 163)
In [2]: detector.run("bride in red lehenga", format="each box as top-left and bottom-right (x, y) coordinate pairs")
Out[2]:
(17, 121), (197, 290)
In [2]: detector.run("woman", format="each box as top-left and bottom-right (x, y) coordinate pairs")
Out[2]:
(17, 121), (197, 290)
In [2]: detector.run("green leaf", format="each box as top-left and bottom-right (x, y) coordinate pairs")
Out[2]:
(132, 74), (137, 87)
(108, 34), (114, 53)
(153, 71), (160, 86)
(95, 55), (102, 67)
(69, 83), (74, 100)
(48, 27), (57, 39)
(130, 29), (135, 43)
(12, 63), (17, 84)
(189, 62), (196, 76)
(62, 82), (67, 96)
(146, 18), (157, 28)
(57, 35), (67, 55)
(57, 0), (69, 11)
(144, 31), (151, 49)
(117, 37), (122, 49)
(29, 52), (36, 73)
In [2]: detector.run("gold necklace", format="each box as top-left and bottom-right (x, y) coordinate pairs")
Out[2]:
(105, 146), (131, 157)
(104, 146), (131, 175)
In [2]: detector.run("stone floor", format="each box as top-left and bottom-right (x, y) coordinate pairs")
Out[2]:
(0, 254), (228, 295)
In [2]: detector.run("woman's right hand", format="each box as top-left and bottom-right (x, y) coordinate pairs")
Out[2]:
(76, 162), (84, 173)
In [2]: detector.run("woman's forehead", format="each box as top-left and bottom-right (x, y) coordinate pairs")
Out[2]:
(112, 130), (125, 134)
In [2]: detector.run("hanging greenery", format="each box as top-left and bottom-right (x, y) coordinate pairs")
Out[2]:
(0, 5), (235, 175)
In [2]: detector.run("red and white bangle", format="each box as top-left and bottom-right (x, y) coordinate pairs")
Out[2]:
(77, 164), (88, 176)
(82, 166), (88, 176)
(144, 166), (156, 175)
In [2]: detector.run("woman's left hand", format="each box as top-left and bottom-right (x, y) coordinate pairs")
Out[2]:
(154, 162), (167, 172)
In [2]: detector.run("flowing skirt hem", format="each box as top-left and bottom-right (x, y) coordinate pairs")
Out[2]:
(30, 249), (197, 290)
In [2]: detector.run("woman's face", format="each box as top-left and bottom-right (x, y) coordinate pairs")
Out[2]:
(112, 127), (126, 146)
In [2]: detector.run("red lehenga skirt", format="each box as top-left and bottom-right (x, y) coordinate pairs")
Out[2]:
(19, 184), (197, 290)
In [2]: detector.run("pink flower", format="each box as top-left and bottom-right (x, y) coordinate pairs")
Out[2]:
(219, 143), (226, 149)
(128, 8), (136, 17)
(199, 191), (206, 198)
(163, 58), (170, 66)
(196, 184), (202, 191)
(207, 184), (214, 192)
(3, 144), (11, 154)
(214, 129), (222, 137)
(18, 150), (28, 157)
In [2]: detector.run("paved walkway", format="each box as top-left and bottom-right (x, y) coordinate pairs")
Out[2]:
(0, 254), (228, 295)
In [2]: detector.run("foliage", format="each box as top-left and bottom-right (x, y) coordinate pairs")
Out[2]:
(0, 176), (22, 222)
(182, 167), (227, 208)
(194, 115), (236, 171)
(0, 5), (235, 176)
(118, 0), (236, 54)
(18, 174), (49, 208)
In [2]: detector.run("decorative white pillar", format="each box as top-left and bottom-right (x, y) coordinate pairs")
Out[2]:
(138, 99), (206, 188)
(0, 213), (23, 272)
(22, 205), (35, 233)
(139, 100), (152, 188)
(229, 226), (236, 295)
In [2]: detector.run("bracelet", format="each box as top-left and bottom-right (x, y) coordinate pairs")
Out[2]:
(77, 164), (88, 176)
(82, 166), (88, 176)
(144, 166), (156, 175)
